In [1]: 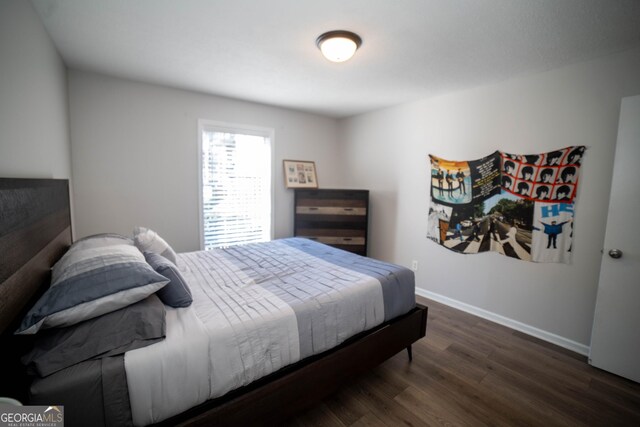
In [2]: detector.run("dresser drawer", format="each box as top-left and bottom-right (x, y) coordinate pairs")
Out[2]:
(301, 236), (366, 246)
(296, 206), (366, 216)
(296, 189), (368, 201)
(295, 228), (365, 238)
(296, 198), (367, 208)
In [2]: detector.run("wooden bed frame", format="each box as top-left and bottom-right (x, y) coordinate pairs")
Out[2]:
(0, 177), (428, 426)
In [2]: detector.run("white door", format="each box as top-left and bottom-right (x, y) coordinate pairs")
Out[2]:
(589, 95), (640, 383)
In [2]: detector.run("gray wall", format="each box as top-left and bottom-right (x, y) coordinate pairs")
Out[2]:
(0, 0), (71, 179)
(339, 46), (640, 352)
(68, 70), (343, 252)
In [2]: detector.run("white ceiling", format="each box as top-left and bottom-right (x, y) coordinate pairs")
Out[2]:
(32, 0), (640, 118)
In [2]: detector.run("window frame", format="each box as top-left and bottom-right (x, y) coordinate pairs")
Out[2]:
(197, 119), (275, 250)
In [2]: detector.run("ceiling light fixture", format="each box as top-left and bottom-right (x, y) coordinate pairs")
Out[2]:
(316, 30), (362, 63)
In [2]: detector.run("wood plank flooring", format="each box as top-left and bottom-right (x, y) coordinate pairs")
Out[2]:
(285, 297), (640, 426)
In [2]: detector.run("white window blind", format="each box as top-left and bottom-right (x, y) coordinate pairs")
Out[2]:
(200, 125), (272, 249)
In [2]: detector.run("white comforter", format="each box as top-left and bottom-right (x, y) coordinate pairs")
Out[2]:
(124, 239), (387, 426)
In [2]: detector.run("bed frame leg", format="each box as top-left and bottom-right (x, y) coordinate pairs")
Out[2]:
(406, 345), (413, 362)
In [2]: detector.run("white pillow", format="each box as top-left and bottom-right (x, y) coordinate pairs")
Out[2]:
(133, 226), (178, 264)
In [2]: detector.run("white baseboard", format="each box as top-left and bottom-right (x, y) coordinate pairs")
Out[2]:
(415, 288), (590, 356)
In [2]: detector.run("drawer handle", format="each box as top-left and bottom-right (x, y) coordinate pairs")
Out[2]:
(343, 238), (352, 241)
(309, 207), (319, 210)
(343, 208), (354, 211)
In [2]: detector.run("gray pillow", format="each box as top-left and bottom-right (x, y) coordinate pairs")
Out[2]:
(22, 294), (166, 377)
(16, 244), (169, 335)
(144, 252), (193, 308)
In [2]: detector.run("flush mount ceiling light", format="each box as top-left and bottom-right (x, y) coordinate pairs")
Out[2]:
(316, 30), (362, 63)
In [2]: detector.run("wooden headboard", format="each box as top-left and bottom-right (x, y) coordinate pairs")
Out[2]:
(0, 178), (71, 401)
(0, 178), (72, 334)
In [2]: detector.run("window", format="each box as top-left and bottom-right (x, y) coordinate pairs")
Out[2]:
(198, 120), (273, 250)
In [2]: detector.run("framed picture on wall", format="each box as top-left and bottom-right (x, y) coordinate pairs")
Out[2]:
(283, 160), (318, 189)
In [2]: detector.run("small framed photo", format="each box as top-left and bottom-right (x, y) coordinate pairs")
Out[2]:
(283, 160), (318, 189)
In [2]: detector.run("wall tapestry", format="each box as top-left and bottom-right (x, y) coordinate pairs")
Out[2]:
(427, 146), (585, 263)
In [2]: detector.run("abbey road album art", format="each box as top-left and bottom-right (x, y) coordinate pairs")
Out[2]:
(427, 146), (585, 263)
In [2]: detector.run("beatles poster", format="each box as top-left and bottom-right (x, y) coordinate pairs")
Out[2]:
(427, 146), (585, 263)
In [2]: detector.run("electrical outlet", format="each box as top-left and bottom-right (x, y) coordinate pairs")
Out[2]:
(411, 260), (418, 271)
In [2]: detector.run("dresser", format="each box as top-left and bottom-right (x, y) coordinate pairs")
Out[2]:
(294, 189), (369, 255)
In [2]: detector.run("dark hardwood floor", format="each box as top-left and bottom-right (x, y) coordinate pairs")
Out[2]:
(285, 296), (640, 426)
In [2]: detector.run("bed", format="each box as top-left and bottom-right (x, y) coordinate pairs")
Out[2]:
(0, 178), (427, 426)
